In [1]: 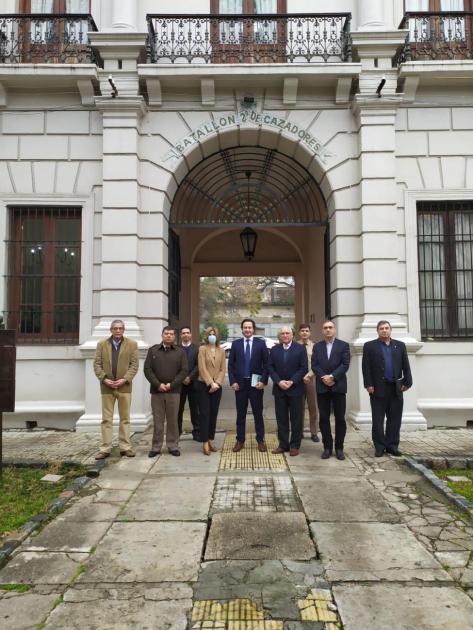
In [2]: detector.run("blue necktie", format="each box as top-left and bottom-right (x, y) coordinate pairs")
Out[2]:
(244, 339), (251, 377)
(283, 346), (288, 363)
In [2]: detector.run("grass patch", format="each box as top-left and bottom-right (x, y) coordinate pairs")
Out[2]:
(0, 463), (87, 541)
(0, 583), (31, 593)
(436, 468), (473, 504)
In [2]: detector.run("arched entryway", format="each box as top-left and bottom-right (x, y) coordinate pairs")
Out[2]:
(167, 144), (329, 333)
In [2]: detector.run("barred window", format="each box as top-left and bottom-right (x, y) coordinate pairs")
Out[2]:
(6, 207), (82, 344)
(417, 201), (473, 339)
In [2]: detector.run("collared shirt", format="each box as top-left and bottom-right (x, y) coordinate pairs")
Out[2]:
(181, 342), (191, 348)
(378, 338), (394, 382)
(243, 335), (254, 354)
(283, 342), (292, 350)
(326, 339), (334, 359)
(111, 338), (122, 352)
(159, 343), (175, 352)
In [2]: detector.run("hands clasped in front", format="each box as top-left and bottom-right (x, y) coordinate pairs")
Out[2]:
(103, 378), (127, 389)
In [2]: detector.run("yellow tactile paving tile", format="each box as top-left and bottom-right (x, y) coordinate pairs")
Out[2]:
(191, 595), (340, 628)
(219, 433), (287, 471)
(192, 599), (264, 622)
(297, 589), (341, 625)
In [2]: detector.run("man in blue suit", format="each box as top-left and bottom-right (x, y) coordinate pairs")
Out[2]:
(312, 320), (351, 460)
(268, 325), (308, 456)
(228, 318), (269, 452)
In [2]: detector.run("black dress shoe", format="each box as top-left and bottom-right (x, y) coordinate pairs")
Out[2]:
(386, 448), (403, 457)
(336, 449), (345, 461)
(375, 449), (385, 457)
(168, 449), (181, 457)
(311, 434), (320, 443)
(321, 449), (332, 459)
(148, 450), (160, 458)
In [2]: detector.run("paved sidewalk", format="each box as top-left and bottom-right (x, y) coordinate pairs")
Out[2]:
(4, 423), (473, 465)
(1, 426), (473, 629)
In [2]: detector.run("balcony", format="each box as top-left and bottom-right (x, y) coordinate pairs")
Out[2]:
(146, 13), (352, 64)
(398, 11), (473, 62)
(0, 14), (99, 64)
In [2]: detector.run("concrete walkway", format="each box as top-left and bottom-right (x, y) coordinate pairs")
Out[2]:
(1, 426), (473, 629)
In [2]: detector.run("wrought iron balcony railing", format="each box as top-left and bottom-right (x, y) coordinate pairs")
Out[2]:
(147, 13), (352, 64)
(0, 14), (99, 64)
(398, 11), (473, 62)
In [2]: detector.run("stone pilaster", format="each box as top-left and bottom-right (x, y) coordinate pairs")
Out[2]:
(76, 84), (152, 431)
(347, 96), (426, 431)
(111, 0), (137, 31)
(357, 0), (385, 30)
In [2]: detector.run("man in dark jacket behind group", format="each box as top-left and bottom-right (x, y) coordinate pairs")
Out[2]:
(144, 326), (188, 458)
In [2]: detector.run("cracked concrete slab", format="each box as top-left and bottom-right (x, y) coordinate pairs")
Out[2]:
(63, 582), (193, 602)
(60, 495), (122, 522)
(46, 597), (192, 629)
(0, 591), (59, 629)
(151, 449), (220, 475)
(333, 584), (473, 630)
(0, 552), (89, 585)
(120, 476), (215, 521)
(205, 513), (316, 560)
(295, 478), (399, 523)
(93, 489), (134, 503)
(24, 519), (111, 552)
(94, 470), (145, 491)
(78, 522), (206, 583)
(287, 452), (358, 472)
(311, 523), (451, 582)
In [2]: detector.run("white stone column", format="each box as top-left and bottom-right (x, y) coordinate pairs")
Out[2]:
(112, 0), (137, 31)
(347, 99), (427, 431)
(76, 97), (152, 433)
(358, 0), (385, 30)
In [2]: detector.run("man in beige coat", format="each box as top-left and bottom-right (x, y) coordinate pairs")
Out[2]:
(93, 319), (139, 459)
(298, 323), (320, 442)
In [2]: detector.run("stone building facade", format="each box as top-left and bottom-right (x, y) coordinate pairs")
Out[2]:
(0, 0), (472, 431)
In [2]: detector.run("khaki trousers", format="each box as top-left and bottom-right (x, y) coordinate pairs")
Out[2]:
(100, 390), (132, 453)
(151, 393), (180, 451)
(303, 376), (319, 435)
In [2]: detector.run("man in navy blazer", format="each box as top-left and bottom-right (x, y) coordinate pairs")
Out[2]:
(228, 318), (269, 452)
(268, 325), (308, 456)
(362, 320), (412, 457)
(312, 320), (351, 460)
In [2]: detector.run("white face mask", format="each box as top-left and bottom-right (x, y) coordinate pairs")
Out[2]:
(208, 334), (217, 345)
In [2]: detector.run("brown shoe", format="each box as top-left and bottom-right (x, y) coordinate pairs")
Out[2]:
(271, 447), (286, 454)
(289, 448), (299, 457)
(95, 451), (110, 460)
(208, 440), (217, 452)
(203, 442), (211, 456)
(257, 442), (267, 453)
(120, 450), (136, 457)
(232, 441), (244, 453)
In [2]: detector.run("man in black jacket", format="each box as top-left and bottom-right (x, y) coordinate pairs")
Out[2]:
(144, 326), (188, 457)
(362, 320), (412, 458)
(177, 325), (200, 441)
(312, 320), (350, 460)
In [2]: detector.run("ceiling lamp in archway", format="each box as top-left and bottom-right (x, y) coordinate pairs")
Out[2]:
(170, 146), (327, 227)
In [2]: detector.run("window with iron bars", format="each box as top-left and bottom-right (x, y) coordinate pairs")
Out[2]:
(417, 201), (473, 339)
(6, 207), (82, 344)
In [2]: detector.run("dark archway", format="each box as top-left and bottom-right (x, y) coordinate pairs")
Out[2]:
(170, 146), (327, 228)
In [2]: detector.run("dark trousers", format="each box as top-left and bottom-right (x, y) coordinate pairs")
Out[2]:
(177, 382), (200, 437)
(317, 391), (347, 452)
(197, 381), (222, 443)
(274, 394), (303, 450)
(235, 379), (265, 443)
(370, 383), (403, 451)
